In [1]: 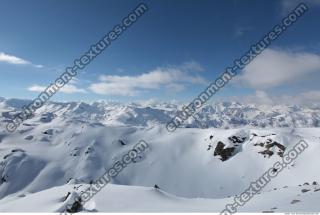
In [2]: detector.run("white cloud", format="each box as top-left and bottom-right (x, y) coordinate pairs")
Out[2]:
(89, 82), (137, 96)
(292, 91), (320, 105)
(59, 85), (87, 94)
(0, 52), (43, 68)
(28, 84), (86, 94)
(180, 60), (205, 72)
(235, 48), (320, 89)
(165, 83), (186, 92)
(28, 85), (46, 92)
(89, 62), (207, 96)
(0, 52), (30, 65)
(68, 77), (80, 85)
(244, 90), (274, 105)
(34, 64), (44, 68)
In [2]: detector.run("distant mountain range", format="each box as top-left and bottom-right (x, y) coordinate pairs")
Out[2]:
(1, 98), (319, 129)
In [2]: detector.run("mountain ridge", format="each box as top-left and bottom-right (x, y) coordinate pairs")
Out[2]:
(1, 98), (319, 129)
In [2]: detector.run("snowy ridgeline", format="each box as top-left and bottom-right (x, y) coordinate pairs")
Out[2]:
(0, 97), (319, 212)
(0, 97), (320, 129)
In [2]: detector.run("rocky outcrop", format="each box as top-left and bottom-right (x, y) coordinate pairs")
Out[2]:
(214, 141), (235, 161)
(252, 136), (286, 158)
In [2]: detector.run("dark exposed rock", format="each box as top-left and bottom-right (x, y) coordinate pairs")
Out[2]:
(0, 176), (7, 183)
(277, 151), (284, 157)
(291, 199), (300, 204)
(259, 149), (274, 157)
(70, 147), (80, 157)
(312, 181), (318, 185)
(254, 142), (264, 147)
(301, 189), (310, 193)
(209, 135), (214, 140)
(260, 134), (275, 137)
(214, 141), (235, 161)
(43, 129), (56, 135)
(119, 140), (126, 146)
(214, 142), (225, 156)
(255, 139), (285, 158)
(11, 148), (25, 153)
(207, 145), (212, 151)
(228, 136), (246, 144)
(85, 147), (94, 155)
(66, 198), (83, 213)
(265, 141), (286, 151)
(63, 192), (71, 202)
(303, 182), (309, 185)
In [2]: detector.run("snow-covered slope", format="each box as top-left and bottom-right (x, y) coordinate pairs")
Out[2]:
(0, 98), (319, 212)
(1, 183), (320, 213)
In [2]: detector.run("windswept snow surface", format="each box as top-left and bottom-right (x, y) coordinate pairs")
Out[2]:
(0, 98), (319, 212)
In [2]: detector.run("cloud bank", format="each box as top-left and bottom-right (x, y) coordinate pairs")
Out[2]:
(236, 48), (320, 89)
(89, 62), (207, 96)
(230, 90), (320, 107)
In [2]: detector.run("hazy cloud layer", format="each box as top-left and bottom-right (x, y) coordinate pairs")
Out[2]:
(235, 48), (320, 89)
(89, 62), (207, 96)
(28, 84), (86, 94)
(230, 90), (320, 107)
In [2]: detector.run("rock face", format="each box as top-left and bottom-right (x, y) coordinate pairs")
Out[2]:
(207, 131), (288, 161)
(209, 132), (247, 161)
(213, 141), (235, 161)
(252, 135), (286, 158)
(228, 136), (246, 144)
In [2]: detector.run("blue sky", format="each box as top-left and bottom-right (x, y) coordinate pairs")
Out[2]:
(1, 0), (320, 104)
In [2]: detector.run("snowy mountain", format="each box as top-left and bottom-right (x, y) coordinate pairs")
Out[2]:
(0, 98), (319, 212)
(1, 98), (319, 129)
